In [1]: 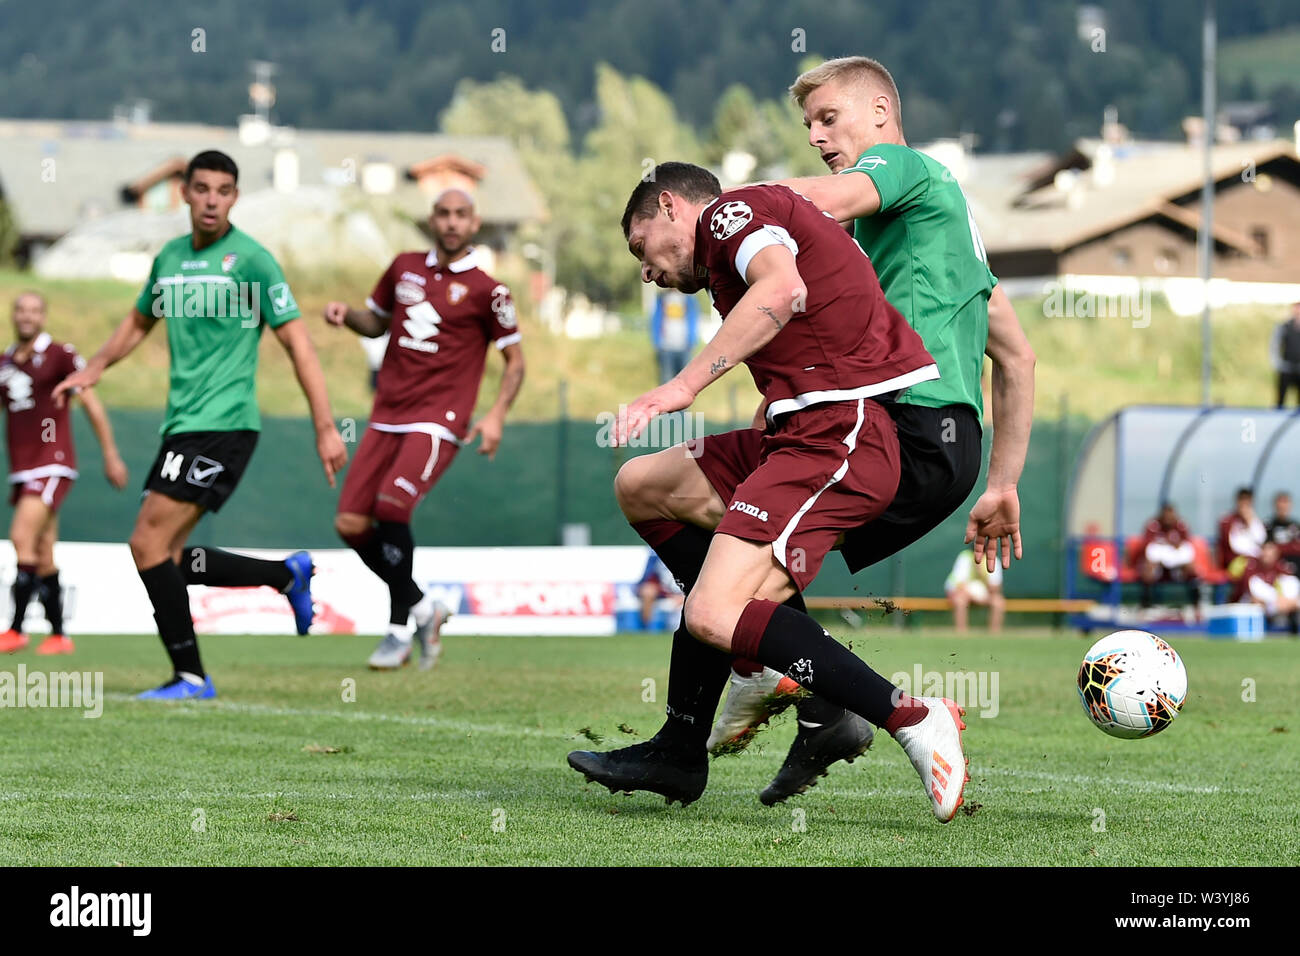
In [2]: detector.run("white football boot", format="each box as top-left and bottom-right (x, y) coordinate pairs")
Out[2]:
(706, 667), (802, 753)
(367, 628), (413, 670)
(891, 696), (970, 823)
(412, 596), (452, 671)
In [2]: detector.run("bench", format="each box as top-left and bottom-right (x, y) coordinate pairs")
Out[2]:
(804, 596), (1096, 614)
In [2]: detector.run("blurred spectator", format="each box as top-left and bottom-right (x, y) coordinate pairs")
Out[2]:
(1218, 487), (1267, 597)
(944, 549), (1004, 633)
(637, 552), (684, 629)
(1242, 541), (1299, 634)
(651, 290), (699, 384)
(1136, 502), (1199, 609)
(1268, 491), (1300, 561)
(1271, 302), (1300, 408)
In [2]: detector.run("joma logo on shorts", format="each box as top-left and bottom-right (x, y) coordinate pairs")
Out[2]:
(729, 500), (769, 522)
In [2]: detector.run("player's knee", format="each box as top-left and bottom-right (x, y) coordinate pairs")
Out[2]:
(613, 457), (658, 520)
(683, 592), (732, 651)
(334, 512), (371, 542)
(128, 527), (165, 568)
(371, 497), (413, 525)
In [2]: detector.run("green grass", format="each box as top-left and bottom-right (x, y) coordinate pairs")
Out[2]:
(2, 629), (1296, 865)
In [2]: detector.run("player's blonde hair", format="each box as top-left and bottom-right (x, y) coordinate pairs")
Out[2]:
(790, 56), (903, 131)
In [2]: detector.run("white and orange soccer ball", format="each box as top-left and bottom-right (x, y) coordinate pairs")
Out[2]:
(1076, 630), (1187, 739)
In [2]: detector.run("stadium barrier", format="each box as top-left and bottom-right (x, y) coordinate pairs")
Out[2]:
(0, 542), (664, 637)
(4, 406), (1090, 604)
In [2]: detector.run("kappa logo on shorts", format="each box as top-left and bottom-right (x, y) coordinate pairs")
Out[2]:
(729, 500), (769, 522)
(186, 455), (224, 488)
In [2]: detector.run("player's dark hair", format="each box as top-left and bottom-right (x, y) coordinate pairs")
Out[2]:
(1236, 486), (1254, 501)
(185, 150), (239, 184)
(621, 162), (721, 237)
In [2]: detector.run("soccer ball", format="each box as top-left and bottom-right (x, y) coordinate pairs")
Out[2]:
(1076, 630), (1187, 739)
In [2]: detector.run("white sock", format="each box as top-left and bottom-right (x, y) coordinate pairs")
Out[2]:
(177, 671), (205, 686)
(411, 591), (437, 627)
(388, 622), (414, 644)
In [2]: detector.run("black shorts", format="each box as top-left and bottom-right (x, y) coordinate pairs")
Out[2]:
(143, 430), (259, 514)
(837, 403), (983, 574)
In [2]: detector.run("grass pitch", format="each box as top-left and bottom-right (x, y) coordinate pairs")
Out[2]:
(1, 629), (1296, 866)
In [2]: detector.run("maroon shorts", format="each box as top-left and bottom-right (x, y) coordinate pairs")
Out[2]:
(693, 399), (900, 590)
(337, 427), (459, 523)
(9, 474), (74, 512)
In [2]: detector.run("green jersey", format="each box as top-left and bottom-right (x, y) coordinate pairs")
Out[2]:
(135, 225), (300, 435)
(840, 143), (996, 415)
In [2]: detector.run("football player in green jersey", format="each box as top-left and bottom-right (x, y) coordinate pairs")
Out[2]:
(54, 151), (348, 700)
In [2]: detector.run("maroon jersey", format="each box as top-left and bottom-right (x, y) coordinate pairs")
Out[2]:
(364, 247), (519, 440)
(1142, 518), (1191, 548)
(0, 332), (82, 481)
(696, 185), (936, 419)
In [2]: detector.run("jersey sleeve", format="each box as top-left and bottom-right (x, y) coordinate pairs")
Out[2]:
(250, 250), (301, 328)
(703, 189), (800, 286)
(840, 143), (929, 214)
(61, 343), (86, 376)
(366, 258), (400, 318)
(134, 255), (163, 318)
(483, 281), (521, 349)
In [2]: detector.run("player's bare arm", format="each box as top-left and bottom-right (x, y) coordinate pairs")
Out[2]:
(323, 301), (390, 338)
(966, 283), (1036, 570)
(614, 245), (804, 445)
(51, 307), (157, 407)
(768, 172), (882, 222)
(467, 341), (526, 461)
(76, 387), (128, 489)
(272, 318), (348, 488)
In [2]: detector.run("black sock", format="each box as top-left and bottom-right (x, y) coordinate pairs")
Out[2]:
(630, 520), (711, 591)
(180, 547), (293, 591)
(733, 601), (918, 731)
(348, 527), (423, 608)
(628, 521), (729, 751)
(796, 694), (849, 727)
(38, 571), (64, 635)
(10, 563), (37, 632)
(374, 521), (422, 626)
(138, 559), (203, 678)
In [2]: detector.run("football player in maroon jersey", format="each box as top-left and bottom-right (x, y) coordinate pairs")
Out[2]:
(324, 190), (525, 670)
(0, 292), (128, 654)
(569, 163), (970, 822)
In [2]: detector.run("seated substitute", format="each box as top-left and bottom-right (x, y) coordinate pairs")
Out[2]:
(1242, 541), (1300, 634)
(944, 548), (1004, 633)
(1136, 502), (1199, 609)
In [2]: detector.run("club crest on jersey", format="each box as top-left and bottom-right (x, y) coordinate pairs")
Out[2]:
(447, 282), (469, 305)
(710, 200), (753, 240)
(221, 253), (238, 273)
(396, 280), (426, 306)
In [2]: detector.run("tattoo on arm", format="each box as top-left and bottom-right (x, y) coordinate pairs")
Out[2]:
(709, 356), (728, 377)
(759, 305), (785, 331)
